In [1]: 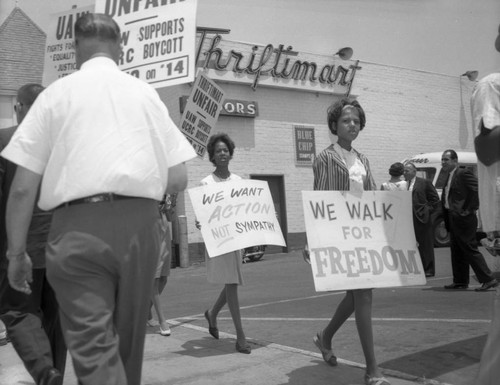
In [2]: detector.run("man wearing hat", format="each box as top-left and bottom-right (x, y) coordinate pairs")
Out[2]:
(470, 24), (500, 385)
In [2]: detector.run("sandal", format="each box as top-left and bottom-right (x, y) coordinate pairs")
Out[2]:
(235, 341), (252, 354)
(313, 331), (337, 366)
(204, 310), (219, 339)
(364, 373), (391, 385)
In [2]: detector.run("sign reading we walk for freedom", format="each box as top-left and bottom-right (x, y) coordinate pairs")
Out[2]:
(302, 191), (426, 291)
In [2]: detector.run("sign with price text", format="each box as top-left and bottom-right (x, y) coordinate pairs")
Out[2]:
(95, 0), (197, 88)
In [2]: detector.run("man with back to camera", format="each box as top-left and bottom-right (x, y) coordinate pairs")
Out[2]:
(0, 84), (66, 385)
(470, 24), (500, 385)
(403, 162), (440, 277)
(1, 13), (196, 385)
(440, 149), (498, 291)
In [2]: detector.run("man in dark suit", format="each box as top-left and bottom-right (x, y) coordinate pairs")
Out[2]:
(441, 149), (498, 291)
(0, 84), (66, 385)
(404, 162), (440, 277)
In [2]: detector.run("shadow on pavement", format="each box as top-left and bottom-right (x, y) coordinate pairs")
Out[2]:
(380, 334), (486, 379)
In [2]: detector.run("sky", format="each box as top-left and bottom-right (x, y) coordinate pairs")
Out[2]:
(1, 0), (499, 79)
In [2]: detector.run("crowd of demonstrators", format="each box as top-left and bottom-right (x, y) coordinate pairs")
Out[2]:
(0, 13), (195, 385)
(197, 133), (251, 355)
(311, 98), (389, 385)
(380, 162), (407, 191)
(0, 84), (67, 385)
(470, 23), (500, 385)
(403, 162), (440, 277)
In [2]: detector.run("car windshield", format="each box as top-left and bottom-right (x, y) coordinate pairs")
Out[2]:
(415, 167), (436, 183)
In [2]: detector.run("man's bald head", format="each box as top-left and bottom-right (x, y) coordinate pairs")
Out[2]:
(74, 13), (122, 68)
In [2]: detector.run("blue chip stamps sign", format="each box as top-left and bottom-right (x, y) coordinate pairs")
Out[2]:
(95, 0), (197, 88)
(189, 179), (286, 257)
(294, 126), (315, 166)
(302, 190), (426, 291)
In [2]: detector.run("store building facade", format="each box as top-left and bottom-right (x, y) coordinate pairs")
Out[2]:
(0, 11), (477, 264)
(160, 29), (477, 263)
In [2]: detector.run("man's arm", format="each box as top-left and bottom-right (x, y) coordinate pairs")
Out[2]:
(166, 162), (188, 194)
(6, 166), (42, 294)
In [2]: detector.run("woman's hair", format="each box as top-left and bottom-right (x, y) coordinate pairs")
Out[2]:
(207, 133), (235, 166)
(327, 98), (366, 135)
(388, 162), (405, 177)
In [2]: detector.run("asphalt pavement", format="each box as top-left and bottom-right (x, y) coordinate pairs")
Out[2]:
(0, 319), (433, 385)
(1, 247), (498, 385)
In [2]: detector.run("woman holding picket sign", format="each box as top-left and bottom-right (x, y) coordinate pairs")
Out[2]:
(195, 133), (251, 354)
(311, 98), (389, 385)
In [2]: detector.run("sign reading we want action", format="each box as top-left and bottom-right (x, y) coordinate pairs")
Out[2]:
(189, 179), (286, 258)
(302, 191), (426, 291)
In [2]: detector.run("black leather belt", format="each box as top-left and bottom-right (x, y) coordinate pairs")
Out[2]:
(58, 193), (137, 209)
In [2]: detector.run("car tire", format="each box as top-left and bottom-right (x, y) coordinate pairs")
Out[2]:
(433, 217), (450, 247)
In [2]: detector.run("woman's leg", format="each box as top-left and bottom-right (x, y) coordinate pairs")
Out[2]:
(206, 287), (227, 328)
(225, 284), (246, 345)
(352, 289), (383, 378)
(321, 291), (354, 350)
(151, 279), (169, 334)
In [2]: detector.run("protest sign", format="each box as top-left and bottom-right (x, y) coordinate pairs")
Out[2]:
(95, 0), (197, 88)
(42, 5), (94, 85)
(189, 179), (286, 257)
(302, 190), (426, 291)
(179, 72), (225, 157)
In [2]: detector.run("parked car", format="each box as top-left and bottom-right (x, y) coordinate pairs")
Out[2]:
(242, 245), (266, 263)
(402, 151), (484, 247)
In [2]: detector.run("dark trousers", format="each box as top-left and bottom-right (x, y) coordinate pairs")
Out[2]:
(413, 217), (435, 275)
(0, 268), (66, 384)
(448, 211), (494, 284)
(46, 198), (160, 385)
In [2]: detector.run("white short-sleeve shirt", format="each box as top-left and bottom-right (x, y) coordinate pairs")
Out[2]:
(471, 72), (500, 232)
(2, 57), (196, 210)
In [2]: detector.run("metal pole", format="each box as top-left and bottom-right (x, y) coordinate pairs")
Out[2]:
(178, 215), (189, 268)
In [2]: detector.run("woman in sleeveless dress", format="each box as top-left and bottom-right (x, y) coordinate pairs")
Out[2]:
(198, 133), (251, 354)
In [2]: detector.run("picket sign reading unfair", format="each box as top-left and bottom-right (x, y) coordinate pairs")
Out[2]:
(179, 72), (225, 157)
(189, 179), (286, 258)
(42, 5), (94, 85)
(93, 0), (197, 88)
(302, 190), (426, 291)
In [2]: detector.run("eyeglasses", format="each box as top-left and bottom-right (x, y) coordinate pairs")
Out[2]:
(14, 102), (24, 112)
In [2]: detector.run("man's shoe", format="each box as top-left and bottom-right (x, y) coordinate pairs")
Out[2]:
(444, 283), (468, 289)
(425, 273), (435, 277)
(40, 368), (63, 385)
(475, 279), (499, 292)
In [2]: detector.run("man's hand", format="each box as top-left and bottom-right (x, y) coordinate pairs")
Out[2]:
(7, 252), (32, 294)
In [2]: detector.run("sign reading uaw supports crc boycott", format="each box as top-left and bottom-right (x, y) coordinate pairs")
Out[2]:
(302, 190), (426, 291)
(179, 72), (225, 157)
(93, 0), (197, 87)
(189, 179), (286, 258)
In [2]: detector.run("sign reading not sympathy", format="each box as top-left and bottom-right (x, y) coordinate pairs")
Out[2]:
(189, 179), (286, 257)
(302, 190), (426, 291)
